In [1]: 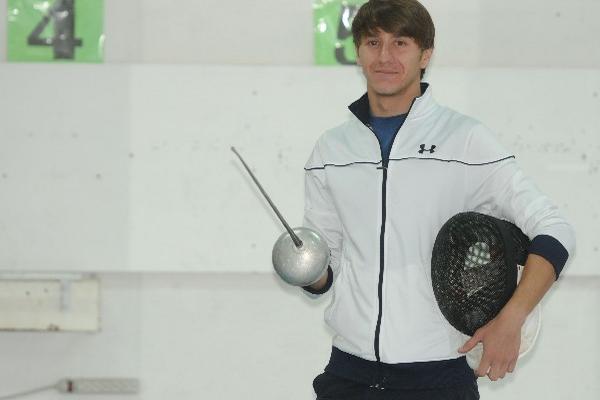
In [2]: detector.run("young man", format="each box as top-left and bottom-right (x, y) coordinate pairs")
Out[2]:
(301, 0), (575, 399)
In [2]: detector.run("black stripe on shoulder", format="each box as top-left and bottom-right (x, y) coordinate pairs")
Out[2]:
(305, 155), (514, 170)
(388, 155), (516, 166)
(304, 160), (382, 171)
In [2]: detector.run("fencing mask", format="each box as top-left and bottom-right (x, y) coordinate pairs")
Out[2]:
(431, 212), (541, 370)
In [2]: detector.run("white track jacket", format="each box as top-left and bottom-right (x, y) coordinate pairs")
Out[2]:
(302, 84), (575, 364)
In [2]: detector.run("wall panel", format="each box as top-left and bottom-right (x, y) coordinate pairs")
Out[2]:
(0, 65), (597, 275)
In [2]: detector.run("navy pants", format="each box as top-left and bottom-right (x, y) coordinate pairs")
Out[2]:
(313, 371), (480, 400)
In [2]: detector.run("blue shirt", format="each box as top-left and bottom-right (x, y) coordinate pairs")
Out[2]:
(369, 113), (407, 160)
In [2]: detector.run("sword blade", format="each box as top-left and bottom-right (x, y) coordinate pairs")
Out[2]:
(231, 146), (303, 248)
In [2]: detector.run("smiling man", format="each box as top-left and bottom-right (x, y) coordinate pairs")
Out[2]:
(300, 1), (575, 399)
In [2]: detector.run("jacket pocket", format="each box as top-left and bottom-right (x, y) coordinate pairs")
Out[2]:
(324, 254), (347, 324)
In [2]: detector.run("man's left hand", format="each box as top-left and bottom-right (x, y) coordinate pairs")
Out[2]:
(458, 310), (525, 381)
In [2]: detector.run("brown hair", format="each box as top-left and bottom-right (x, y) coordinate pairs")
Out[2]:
(351, 0), (435, 78)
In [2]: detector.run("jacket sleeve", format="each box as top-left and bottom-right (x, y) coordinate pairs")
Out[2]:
(466, 124), (576, 279)
(301, 140), (344, 297)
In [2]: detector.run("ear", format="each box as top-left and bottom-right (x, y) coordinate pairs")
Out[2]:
(355, 45), (362, 66)
(420, 48), (433, 69)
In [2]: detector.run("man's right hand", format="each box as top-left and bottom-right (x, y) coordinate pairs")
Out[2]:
(308, 271), (329, 291)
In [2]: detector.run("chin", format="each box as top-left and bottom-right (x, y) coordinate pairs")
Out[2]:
(372, 85), (406, 97)
(370, 76), (420, 97)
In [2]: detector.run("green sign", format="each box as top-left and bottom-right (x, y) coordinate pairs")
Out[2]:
(313, 0), (367, 65)
(7, 0), (104, 62)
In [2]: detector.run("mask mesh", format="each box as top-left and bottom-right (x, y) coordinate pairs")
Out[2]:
(431, 212), (529, 336)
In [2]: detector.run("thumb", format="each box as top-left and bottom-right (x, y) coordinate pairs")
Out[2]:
(458, 332), (482, 353)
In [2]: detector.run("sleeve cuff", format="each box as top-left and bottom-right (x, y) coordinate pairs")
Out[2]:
(528, 234), (570, 279)
(302, 266), (334, 295)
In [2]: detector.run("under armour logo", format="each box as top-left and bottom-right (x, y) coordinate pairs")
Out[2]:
(418, 144), (436, 154)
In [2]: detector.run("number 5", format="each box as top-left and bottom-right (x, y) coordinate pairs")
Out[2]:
(335, 4), (359, 65)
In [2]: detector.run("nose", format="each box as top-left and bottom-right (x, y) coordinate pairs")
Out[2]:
(378, 42), (393, 63)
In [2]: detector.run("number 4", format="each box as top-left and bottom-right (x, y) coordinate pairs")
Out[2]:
(27, 0), (83, 59)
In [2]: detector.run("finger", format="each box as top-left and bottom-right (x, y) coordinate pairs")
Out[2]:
(459, 332), (482, 353)
(488, 363), (508, 381)
(476, 364), (491, 378)
(508, 358), (517, 373)
(476, 356), (492, 378)
(487, 363), (500, 381)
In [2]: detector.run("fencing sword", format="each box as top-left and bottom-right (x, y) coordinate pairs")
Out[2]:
(231, 147), (329, 286)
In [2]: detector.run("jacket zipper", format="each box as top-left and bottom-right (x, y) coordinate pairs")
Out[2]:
(374, 159), (387, 363)
(369, 98), (418, 365)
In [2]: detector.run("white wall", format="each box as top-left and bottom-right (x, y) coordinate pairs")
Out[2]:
(0, 273), (598, 399)
(1, 65), (598, 275)
(0, 1), (599, 399)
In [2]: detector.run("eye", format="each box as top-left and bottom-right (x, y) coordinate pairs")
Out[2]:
(395, 40), (407, 47)
(366, 39), (379, 47)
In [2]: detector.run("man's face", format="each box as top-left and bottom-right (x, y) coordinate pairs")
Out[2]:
(356, 29), (432, 98)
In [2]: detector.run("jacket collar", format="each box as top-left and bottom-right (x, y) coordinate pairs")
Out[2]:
(348, 82), (435, 127)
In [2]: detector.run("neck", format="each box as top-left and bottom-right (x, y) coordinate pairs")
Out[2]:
(368, 81), (422, 117)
